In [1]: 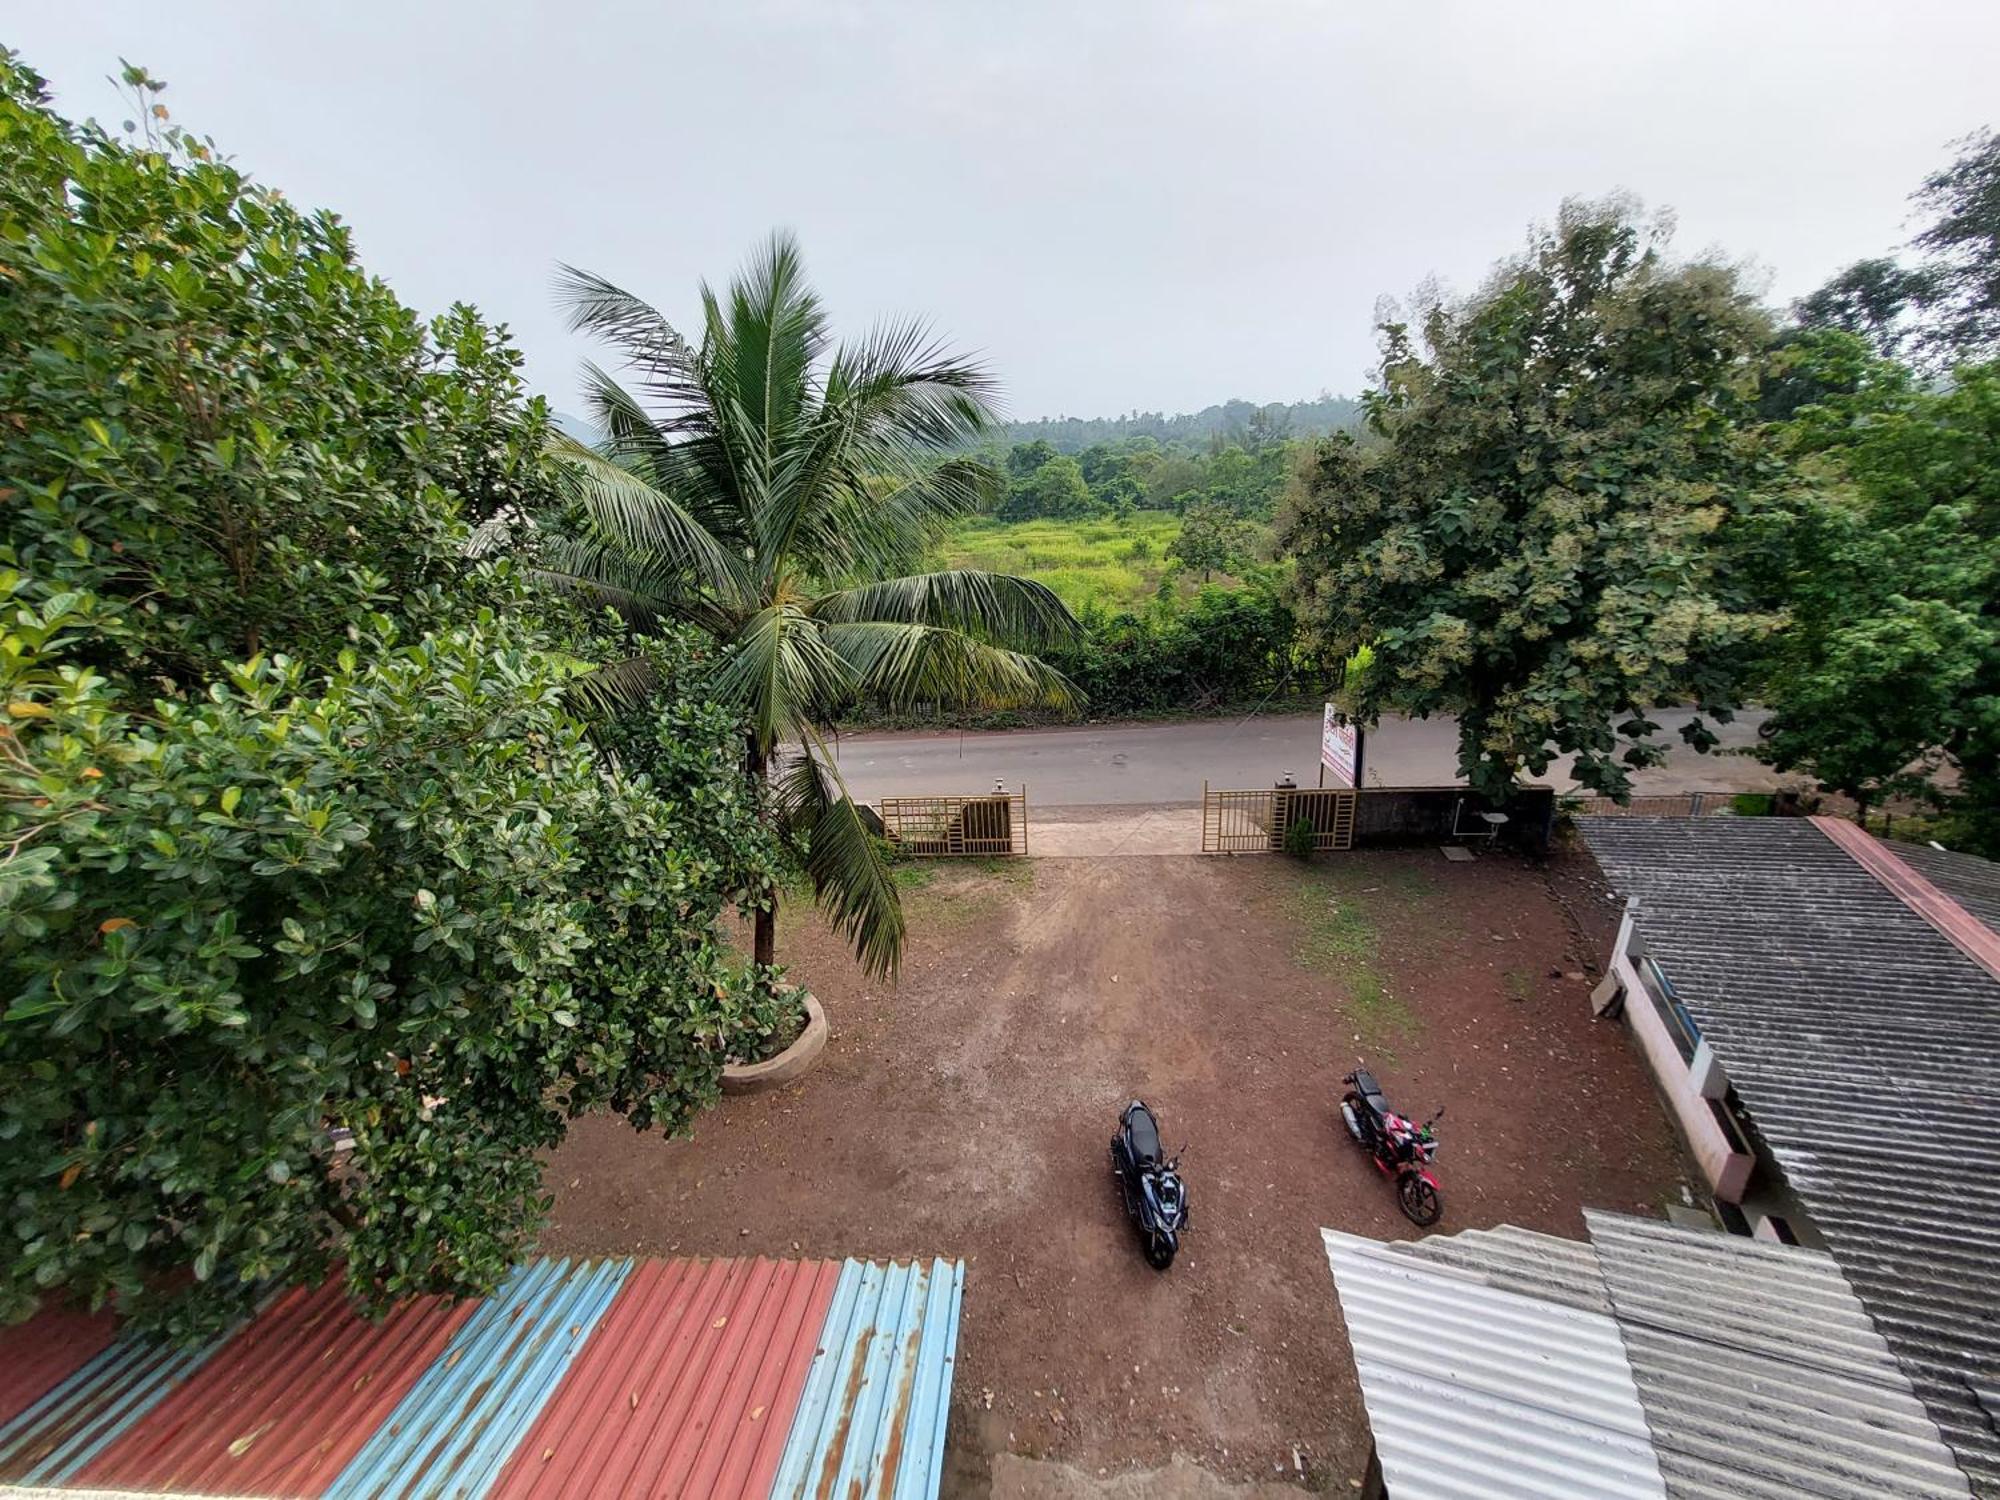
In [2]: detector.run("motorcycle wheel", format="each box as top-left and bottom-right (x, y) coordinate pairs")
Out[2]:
(1145, 1232), (1177, 1270)
(1397, 1173), (1442, 1227)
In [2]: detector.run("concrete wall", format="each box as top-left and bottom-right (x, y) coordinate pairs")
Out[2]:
(1610, 949), (1754, 1202)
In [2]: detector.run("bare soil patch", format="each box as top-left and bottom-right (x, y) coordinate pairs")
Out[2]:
(543, 847), (1689, 1494)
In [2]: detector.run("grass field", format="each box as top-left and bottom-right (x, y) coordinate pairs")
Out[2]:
(930, 510), (1271, 613)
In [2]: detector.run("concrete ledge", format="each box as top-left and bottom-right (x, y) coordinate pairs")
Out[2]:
(721, 989), (827, 1095)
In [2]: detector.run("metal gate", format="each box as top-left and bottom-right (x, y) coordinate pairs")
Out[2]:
(878, 790), (1029, 856)
(1201, 784), (1356, 853)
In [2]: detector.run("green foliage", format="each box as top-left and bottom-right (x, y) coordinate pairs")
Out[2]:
(999, 452), (1096, 521)
(995, 394), (1360, 452)
(1045, 585), (1303, 715)
(537, 236), (1079, 978)
(1753, 355), (2000, 842)
(1283, 815), (1316, 859)
(1281, 199), (1780, 800)
(0, 53), (773, 1334)
(1166, 501), (1257, 581)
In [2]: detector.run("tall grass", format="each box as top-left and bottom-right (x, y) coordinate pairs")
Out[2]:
(932, 511), (1264, 613)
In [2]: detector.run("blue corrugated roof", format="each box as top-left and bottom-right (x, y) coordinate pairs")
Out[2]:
(769, 1258), (964, 1500)
(0, 1326), (234, 1485)
(324, 1256), (632, 1500)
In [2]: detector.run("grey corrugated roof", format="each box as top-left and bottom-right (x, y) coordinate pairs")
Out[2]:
(1321, 1229), (1668, 1500)
(1892, 839), (2000, 936)
(1578, 817), (2000, 1495)
(1324, 1214), (1971, 1499)
(1585, 1210), (1971, 1500)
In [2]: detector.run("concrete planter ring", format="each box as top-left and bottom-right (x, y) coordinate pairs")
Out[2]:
(721, 988), (827, 1095)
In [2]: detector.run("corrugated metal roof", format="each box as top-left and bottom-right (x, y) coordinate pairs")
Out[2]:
(1321, 1228), (1668, 1500)
(325, 1257), (628, 1500)
(489, 1256), (842, 1500)
(1585, 1211), (1971, 1500)
(1579, 815), (2000, 1495)
(769, 1258), (963, 1500)
(0, 1325), (235, 1486)
(71, 1279), (473, 1497)
(1328, 1214), (1972, 1500)
(0, 1254), (965, 1500)
(0, 1312), (117, 1429)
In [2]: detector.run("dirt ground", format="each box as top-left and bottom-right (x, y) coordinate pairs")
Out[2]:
(542, 846), (1692, 1495)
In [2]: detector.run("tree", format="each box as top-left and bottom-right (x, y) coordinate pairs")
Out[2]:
(1280, 200), (1779, 800)
(1000, 452), (1097, 520)
(0, 53), (775, 1335)
(1166, 501), (1256, 581)
(1793, 257), (1935, 363)
(539, 235), (1080, 978)
(1911, 128), (2000, 362)
(1755, 343), (2000, 841)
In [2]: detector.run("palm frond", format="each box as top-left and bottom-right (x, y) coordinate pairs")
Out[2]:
(546, 432), (748, 605)
(775, 731), (903, 979)
(822, 621), (1081, 713)
(811, 570), (1079, 649)
(708, 603), (857, 751)
(562, 654), (660, 718)
(554, 263), (709, 412)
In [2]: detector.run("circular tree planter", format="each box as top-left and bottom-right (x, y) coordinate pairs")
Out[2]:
(721, 989), (827, 1095)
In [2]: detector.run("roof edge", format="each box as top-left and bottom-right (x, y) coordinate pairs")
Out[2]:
(1811, 815), (2000, 984)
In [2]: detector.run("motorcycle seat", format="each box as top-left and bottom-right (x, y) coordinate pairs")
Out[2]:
(1124, 1105), (1162, 1165)
(1351, 1068), (1388, 1114)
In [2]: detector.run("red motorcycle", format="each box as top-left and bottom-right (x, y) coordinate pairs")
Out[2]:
(1340, 1067), (1444, 1226)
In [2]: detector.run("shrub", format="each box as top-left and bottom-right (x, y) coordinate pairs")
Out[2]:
(0, 53), (773, 1336)
(1283, 815), (1317, 859)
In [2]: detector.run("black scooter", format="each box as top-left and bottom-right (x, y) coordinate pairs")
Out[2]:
(1110, 1100), (1188, 1269)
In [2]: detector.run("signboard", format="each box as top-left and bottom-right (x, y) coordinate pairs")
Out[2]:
(1321, 703), (1358, 788)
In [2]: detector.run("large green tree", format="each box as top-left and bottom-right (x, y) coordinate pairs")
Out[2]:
(539, 236), (1079, 978)
(0, 54), (774, 1335)
(1754, 337), (2000, 841)
(1279, 201), (1779, 799)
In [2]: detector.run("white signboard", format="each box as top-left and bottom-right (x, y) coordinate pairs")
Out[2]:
(1321, 703), (1358, 788)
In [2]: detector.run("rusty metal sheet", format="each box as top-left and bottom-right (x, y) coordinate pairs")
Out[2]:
(323, 1257), (630, 1499)
(0, 1324), (234, 1486)
(68, 1277), (474, 1497)
(769, 1259), (964, 1500)
(0, 1309), (118, 1428)
(488, 1257), (841, 1500)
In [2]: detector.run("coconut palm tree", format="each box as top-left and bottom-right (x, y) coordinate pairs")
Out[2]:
(540, 233), (1079, 979)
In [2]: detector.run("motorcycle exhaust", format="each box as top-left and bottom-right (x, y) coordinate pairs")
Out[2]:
(1340, 1101), (1367, 1145)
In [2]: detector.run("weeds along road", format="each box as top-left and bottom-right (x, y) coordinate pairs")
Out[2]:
(824, 708), (1779, 807)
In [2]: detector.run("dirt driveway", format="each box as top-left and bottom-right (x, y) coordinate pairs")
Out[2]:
(543, 849), (1690, 1494)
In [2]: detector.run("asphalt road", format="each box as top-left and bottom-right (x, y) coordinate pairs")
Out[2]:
(824, 708), (1780, 807)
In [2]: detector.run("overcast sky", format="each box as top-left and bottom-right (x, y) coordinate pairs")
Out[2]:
(16, 3), (1999, 420)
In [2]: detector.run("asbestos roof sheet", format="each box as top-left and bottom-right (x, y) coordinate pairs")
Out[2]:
(0, 1255), (964, 1500)
(1321, 1228), (1668, 1500)
(1328, 1214), (1971, 1500)
(70, 1279), (474, 1498)
(1579, 815), (2000, 1494)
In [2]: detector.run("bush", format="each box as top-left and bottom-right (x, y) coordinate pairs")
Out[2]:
(0, 54), (774, 1336)
(1283, 815), (1317, 859)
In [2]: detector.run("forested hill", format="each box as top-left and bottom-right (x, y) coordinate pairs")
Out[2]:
(997, 394), (1361, 452)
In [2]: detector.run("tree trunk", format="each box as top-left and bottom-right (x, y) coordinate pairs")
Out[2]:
(747, 733), (778, 971)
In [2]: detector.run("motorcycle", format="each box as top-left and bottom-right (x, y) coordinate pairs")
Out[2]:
(1340, 1066), (1444, 1226)
(1110, 1100), (1188, 1269)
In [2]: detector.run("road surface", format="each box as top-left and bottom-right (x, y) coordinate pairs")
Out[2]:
(825, 709), (1779, 807)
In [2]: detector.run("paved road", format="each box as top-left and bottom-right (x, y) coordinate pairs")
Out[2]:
(825, 708), (1779, 807)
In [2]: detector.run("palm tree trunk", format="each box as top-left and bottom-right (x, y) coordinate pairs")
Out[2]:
(747, 734), (778, 970)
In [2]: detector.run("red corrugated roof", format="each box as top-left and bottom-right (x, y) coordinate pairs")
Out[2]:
(71, 1277), (475, 1497)
(490, 1257), (840, 1500)
(0, 1307), (117, 1427)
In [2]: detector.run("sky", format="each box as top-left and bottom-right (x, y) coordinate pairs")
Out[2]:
(14, 2), (1999, 422)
